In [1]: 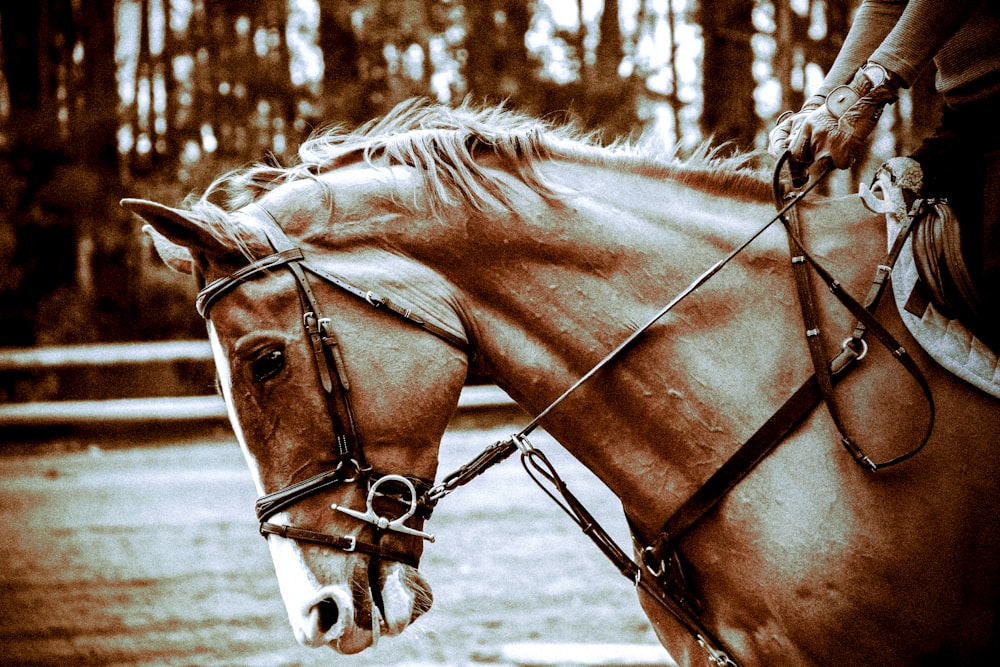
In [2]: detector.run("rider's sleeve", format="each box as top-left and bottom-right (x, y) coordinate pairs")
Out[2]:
(816, 1), (906, 98)
(870, 0), (984, 87)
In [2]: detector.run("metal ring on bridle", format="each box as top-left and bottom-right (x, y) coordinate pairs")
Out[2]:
(841, 337), (868, 361)
(331, 474), (435, 542)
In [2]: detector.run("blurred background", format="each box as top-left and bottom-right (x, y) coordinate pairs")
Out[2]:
(0, 0), (941, 358)
(0, 2), (943, 665)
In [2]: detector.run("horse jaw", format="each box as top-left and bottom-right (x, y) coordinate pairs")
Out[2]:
(267, 533), (432, 653)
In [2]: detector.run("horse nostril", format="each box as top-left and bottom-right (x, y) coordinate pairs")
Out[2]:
(315, 597), (340, 634)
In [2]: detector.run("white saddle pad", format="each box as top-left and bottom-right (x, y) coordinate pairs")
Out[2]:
(859, 157), (1000, 400)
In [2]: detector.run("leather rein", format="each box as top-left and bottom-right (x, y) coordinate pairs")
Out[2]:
(197, 158), (935, 667)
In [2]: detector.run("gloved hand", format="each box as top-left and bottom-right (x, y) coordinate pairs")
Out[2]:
(769, 95), (827, 185)
(768, 95), (826, 158)
(788, 64), (898, 169)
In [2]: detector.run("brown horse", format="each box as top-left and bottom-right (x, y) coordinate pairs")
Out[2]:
(124, 100), (1000, 665)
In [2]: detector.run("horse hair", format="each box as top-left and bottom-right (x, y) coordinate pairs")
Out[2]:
(186, 98), (776, 232)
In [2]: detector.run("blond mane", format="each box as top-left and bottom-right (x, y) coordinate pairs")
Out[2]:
(189, 98), (774, 224)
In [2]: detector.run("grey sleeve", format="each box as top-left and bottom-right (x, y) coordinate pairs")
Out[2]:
(870, 0), (984, 86)
(816, 1), (906, 98)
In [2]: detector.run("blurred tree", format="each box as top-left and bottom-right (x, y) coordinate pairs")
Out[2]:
(465, 0), (534, 108)
(77, 0), (141, 342)
(698, 0), (756, 150)
(318, 1), (366, 123)
(1, 0), (136, 346)
(0, 0), (69, 347)
(0, 0), (923, 349)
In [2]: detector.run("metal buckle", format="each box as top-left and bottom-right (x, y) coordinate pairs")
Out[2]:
(318, 317), (333, 338)
(840, 337), (868, 361)
(697, 635), (735, 666)
(642, 546), (666, 578)
(334, 458), (364, 484)
(343, 534), (356, 552)
(331, 474), (435, 542)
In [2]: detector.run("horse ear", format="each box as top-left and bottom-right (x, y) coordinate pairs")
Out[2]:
(144, 224), (195, 274)
(121, 198), (232, 274)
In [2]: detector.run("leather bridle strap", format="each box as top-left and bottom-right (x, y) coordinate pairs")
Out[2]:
(773, 154), (935, 470)
(198, 251), (469, 355)
(197, 207), (458, 566)
(259, 523), (419, 568)
(197, 248), (306, 317)
(256, 467), (436, 526)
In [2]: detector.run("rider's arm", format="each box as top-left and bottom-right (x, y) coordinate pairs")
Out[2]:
(869, 0), (984, 87)
(816, 1), (905, 98)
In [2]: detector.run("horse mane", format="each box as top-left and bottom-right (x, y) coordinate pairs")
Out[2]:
(188, 98), (775, 227)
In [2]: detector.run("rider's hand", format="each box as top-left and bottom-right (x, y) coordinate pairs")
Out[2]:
(788, 63), (899, 170)
(768, 95), (825, 158)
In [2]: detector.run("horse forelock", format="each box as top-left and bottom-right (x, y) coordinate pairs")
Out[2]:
(184, 99), (775, 242)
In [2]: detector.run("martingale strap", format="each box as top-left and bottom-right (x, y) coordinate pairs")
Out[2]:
(425, 158), (938, 667)
(421, 171), (842, 667)
(649, 157), (937, 553)
(772, 153), (935, 471)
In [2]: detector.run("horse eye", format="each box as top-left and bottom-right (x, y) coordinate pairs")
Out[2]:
(251, 347), (285, 383)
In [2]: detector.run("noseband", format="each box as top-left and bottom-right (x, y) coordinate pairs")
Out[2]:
(197, 208), (469, 568)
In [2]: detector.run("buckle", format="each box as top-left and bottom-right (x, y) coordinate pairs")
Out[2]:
(840, 337), (868, 361)
(826, 84), (860, 118)
(331, 474), (436, 542)
(343, 534), (356, 552)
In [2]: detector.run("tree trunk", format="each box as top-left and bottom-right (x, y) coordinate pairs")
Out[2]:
(319, 2), (365, 123)
(464, 0), (533, 109)
(75, 0), (136, 341)
(698, 0), (757, 151)
(0, 0), (76, 346)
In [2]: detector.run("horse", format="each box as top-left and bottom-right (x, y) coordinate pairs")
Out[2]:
(123, 99), (1000, 666)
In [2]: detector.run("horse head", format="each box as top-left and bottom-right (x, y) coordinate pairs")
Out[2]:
(121, 99), (788, 657)
(123, 175), (471, 652)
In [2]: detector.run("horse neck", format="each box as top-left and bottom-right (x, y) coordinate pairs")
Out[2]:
(430, 161), (883, 526)
(284, 157), (881, 529)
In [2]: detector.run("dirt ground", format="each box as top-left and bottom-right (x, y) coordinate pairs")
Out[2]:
(0, 423), (673, 667)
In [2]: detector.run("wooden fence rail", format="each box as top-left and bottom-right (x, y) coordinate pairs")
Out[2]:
(0, 341), (514, 428)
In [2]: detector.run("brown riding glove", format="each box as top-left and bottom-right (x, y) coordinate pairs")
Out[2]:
(767, 95), (826, 158)
(788, 64), (899, 169)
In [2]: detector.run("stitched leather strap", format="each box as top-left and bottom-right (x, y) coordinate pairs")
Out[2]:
(773, 154), (934, 470)
(658, 375), (823, 544)
(259, 522), (419, 568)
(197, 248), (305, 316)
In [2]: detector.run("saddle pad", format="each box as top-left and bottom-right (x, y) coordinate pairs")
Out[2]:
(891, 239), (1000, 399)
(859, 159), (1000, 399)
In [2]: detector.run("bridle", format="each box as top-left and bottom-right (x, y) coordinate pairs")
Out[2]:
(197, 206), (469, 569)
(195, 157), (935, 667)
